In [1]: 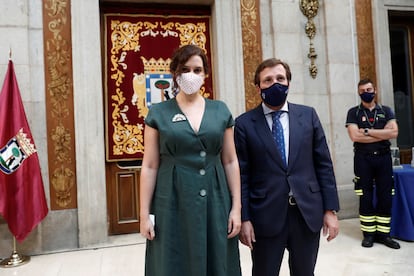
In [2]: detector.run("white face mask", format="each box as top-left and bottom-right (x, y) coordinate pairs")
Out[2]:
(176, 72), (204, 95)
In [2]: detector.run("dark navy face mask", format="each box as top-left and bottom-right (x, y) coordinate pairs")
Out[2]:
(260, 82), (289, 107)
(360, 92), (375, 103)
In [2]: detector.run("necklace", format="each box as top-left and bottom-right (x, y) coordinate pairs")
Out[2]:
(362, 109), (377, 128)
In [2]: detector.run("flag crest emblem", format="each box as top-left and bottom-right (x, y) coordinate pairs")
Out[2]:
(0, 128), (37, 174)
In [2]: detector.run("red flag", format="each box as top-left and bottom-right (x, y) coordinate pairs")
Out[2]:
(0, 60), (48, 242)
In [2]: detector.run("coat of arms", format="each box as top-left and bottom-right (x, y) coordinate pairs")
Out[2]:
(0, 128), (36, 174)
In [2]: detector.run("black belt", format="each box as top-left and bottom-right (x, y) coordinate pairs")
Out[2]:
(288, 196), (297, 206)
(354, 148), (390, 156)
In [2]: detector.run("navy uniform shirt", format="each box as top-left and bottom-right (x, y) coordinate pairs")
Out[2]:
(345, 103), (395, 151)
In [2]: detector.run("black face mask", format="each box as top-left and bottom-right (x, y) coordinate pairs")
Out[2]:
(260, 83), (289, 107)
(360, 92), (375, 103)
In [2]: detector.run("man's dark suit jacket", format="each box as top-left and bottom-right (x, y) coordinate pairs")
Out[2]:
(234, 102), (340, 237)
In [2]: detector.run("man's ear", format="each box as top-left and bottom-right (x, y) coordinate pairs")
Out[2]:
(256, 85), (261, 94)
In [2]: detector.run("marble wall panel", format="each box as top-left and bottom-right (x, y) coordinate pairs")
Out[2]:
(0, 0), (28, 26)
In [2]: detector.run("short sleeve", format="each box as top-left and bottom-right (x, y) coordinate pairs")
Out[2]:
(144, 104), (159, 130)
(218, 100), (234, 128)
(383, 105), (395, 121)
(345, 106), (358, 127)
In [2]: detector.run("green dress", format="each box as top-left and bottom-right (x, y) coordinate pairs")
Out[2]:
(144, 98), (241, 276)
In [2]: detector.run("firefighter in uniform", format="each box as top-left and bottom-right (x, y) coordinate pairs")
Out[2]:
(345, 78), (400, 249)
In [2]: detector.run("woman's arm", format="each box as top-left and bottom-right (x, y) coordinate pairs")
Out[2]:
(139, 125), (160, 240)
(221, 127), (242, 238)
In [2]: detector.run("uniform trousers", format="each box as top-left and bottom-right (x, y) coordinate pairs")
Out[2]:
(354, 151), (393, 237)
(251, 203), (320, 276)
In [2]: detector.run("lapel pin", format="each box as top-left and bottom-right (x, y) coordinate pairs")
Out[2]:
(172, 113), (187, 122)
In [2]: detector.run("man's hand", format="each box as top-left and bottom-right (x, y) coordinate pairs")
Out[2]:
(239, 221), (256, 249)
(323, 210), (339, 241)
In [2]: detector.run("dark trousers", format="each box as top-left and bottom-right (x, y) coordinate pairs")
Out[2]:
(251, 204), (320, 276)
(354, 151), (393, 236)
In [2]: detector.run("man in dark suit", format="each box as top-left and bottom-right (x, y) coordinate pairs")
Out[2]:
(234, 58), (340, 276)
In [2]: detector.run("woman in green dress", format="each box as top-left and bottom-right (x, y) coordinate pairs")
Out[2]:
(139, 44), (242, 276)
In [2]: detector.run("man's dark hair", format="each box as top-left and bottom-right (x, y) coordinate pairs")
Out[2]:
(254, 58), (292, 86)
(358, 78), (374, 87)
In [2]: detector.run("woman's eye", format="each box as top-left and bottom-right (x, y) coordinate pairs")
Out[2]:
(193, 68), (203, 74)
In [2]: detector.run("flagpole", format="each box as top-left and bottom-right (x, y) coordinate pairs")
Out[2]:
(0, 237), (30, 268)
(1, 53), (30, 267)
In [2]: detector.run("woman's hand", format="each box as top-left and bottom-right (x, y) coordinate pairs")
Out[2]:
(140, 215), (155, 240)
(227, 208), (241, 238)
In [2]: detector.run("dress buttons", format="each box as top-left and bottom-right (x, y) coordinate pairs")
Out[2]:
(199, 189), (207, 197)
(200, 151), (206, 157)
(199, 169), (206, 175)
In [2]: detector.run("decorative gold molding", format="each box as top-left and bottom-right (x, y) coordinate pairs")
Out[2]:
(300, 0), (319, 78)
(240, 0), (262, 111)
(42, 0), (77, 209)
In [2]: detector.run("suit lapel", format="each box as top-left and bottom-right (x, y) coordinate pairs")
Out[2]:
(251, 105), (284, 165)
(287, 103), (304, 169)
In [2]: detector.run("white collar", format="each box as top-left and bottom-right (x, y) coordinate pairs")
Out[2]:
(262, 102), (289, 115)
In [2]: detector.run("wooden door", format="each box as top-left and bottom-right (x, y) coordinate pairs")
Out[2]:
(106, 162), (140, 234)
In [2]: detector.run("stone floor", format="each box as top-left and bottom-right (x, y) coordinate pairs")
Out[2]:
(0, 218), (413, 276)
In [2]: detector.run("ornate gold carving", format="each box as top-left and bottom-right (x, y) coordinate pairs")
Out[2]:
(240, 0), (263, 110)
(176, 23), (207, 50)
(109, 20), (208, 158)
(51, 166), (75, 207)
(111, 120), (145, 155)
(300, 0), (319, 78)
(43, 0), (77, 209)
(50, 125), (72, 163)
(109, 20), (146, 159)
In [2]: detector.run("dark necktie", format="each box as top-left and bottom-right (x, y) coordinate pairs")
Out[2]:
(272, 111), (286, 165)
